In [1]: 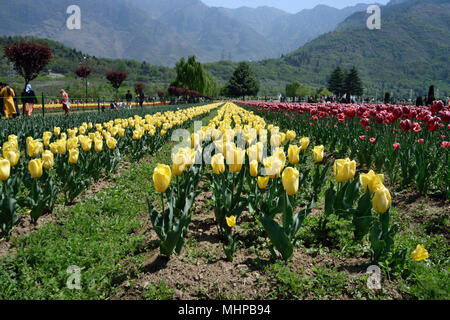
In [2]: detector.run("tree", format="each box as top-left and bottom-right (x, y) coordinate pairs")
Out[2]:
(225, 62), (260, 100)
(134, 82), (145, 96)
(384, 92), (391, 104)
(416, 96), (423, 106)
(286, 81), (301, 99)
(3, 41), (52, 92)
(344, 67), (364, 102)
(295, 85), (310, 99)
(427, 85), (435, 105)
(106, 71), (128, 99)
(327, 67), (345, 97)
(75, 65), (91, 102)
(170, 56), (218, 97)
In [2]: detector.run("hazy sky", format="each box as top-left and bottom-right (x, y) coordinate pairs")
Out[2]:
(202, 0), (390, 13)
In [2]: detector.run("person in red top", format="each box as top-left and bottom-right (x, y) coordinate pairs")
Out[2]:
(60, 89), (70, 115)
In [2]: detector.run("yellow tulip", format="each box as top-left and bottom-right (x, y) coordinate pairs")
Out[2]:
(372, 185), (391, 214)
(299, 137), (310, 151)
(282, 167), (300, 196)
(286, 130), (296, 142)
(69, 148), (79, 164)
(0, 158), (11, 181)
(288, 145), (301, 165)
(313, 145), (324, 163)
(226, 216), (236, 228)
(5, 150), (19, 167)
(60, 132), (67, 140)
(79, 136), (92, 152)
(57, 139), (67, 155)
(249, 160), (258, 177)
(54, 127), (61, 136)
(106, 137), (117, 150)
(118, 127), (125, 137)
(42, 150), (54, 169)
(43, 132), (52, 147)
(334, 158), (356, 183)
(211, 153), (225, 175)
(270, 134), (281, 147)
(94, 138), (103, 153)
(67, 137), (79, 150)
(49, 142), (59, 154)
(29, 159), (43, 179)
(172, 152), (187, 177)
(263, 156), (284, 178)
(412, 245), (429, 262)
(257, 176), (270, 189)
(360, 170), (385, 194)
(153, 164), (171, 193)
(228, 148), (245, 173)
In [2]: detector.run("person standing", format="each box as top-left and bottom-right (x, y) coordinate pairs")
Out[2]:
(139, 93), (145, 109)
(0, 83), (17, 120)
(60, 89), (70, 115)
(22, 84), (38, 117)
(125, 90), (133, 109)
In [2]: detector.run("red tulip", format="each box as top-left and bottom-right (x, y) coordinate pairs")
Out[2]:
(393, 143), (400, 150)
(417, 139), (424, 145)
(442, 141), (449, 149)
(370, 138), (376, 143)
(360, 136), (366, 140)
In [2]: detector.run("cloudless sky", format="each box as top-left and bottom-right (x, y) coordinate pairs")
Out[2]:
(201, 0), (390, 13)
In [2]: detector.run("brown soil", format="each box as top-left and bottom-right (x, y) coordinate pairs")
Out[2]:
(108, 187), (394, 301)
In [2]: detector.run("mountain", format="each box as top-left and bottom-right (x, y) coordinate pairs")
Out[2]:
(0, 0), (197, 66)
(0, 0), (370, 65)
(205, 0), (450, 97)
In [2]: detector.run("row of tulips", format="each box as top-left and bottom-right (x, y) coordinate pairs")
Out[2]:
(0, 103), (222, 235)
(149, 103), (404, 265)
(239, 101), (449, 197)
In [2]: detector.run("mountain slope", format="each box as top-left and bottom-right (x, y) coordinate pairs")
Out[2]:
(206, 0), (450, 97)
(0, 0), (372, 65)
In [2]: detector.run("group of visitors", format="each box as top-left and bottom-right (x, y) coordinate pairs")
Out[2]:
(0, 83), (40, 119)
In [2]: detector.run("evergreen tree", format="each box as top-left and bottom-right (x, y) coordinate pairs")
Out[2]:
(384, 92), (391, 104)
(327, 67), (344, 97)
(226, 62), (260, 100)
(427, 85), (435, 105)
(344, 67), (364, 101)
(416, 96), (423, 106)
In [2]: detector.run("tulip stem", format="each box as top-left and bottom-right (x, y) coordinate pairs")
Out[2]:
(161, 193), (165, 212)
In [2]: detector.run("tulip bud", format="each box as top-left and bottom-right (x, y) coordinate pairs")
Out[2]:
(299, 137), (310, 150)
(257, 176), (270, 189)
(313, 145), (324, 163)
(29, 159), (43, 179)
(5, 150), (19, 167)
(153, 164), (171, 193)
(249, 160), (258, 177)
(106, 137), (117, 150)
(372, 185), (391, 214)
(69, 148), (79, 164)
(286, 130), (296, 142)
(94, 138), (103, 153)
(211, 154), (225, 175)
(282, 167), (300, 196)
(288, 145), (301, 165)
(0, 158), (11, 181)
(42, 150), (54, 169)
